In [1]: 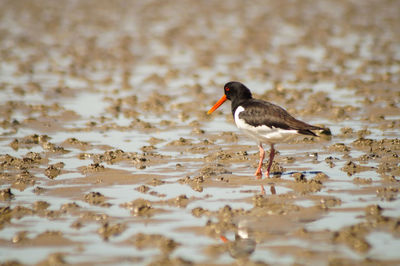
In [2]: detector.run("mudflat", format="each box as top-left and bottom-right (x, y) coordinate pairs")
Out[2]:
(1, 0), (399, 265)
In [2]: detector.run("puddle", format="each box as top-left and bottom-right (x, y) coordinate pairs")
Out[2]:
(306, 211), (364, 231)
(61, 92), (108, 118)
(366, 232), (400, 260)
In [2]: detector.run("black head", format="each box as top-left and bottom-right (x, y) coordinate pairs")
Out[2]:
(224, 81), (253, 102)
(207, 81), (253, 115)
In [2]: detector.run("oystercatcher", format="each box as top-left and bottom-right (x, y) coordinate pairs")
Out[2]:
(207, 81), (323, 178)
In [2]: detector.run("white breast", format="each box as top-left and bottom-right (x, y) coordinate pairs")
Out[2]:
(234, 106), (299, 144)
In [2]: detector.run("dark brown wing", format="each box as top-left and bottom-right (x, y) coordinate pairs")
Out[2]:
(237, 99), (322, 136)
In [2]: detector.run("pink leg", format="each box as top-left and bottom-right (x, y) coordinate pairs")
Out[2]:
(270, 185), (276, 194)
(260, 185), (266, 195)
(254, 143), (265, 179)
(265, 144), (275, 178)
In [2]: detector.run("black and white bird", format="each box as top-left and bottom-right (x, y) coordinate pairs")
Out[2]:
(207, 81), (323, 178)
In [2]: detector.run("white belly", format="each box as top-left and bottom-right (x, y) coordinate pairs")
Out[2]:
(234, 106), (299, 144)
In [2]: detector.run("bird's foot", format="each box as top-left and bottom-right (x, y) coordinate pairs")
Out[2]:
(254, 169), (262, 179)
(265, 171), (270, 178)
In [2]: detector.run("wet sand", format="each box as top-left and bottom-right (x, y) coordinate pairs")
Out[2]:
(1, 0), (400, 265)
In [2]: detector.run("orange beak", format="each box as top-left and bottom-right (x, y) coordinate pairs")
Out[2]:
(207, 95), (227, 115)
(220, 235), (229, 243)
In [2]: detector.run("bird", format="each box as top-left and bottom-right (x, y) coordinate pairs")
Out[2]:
(207, 81), (324, 178)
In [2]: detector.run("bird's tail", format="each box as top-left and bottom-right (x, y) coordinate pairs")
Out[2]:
(297, 125), (325, 136)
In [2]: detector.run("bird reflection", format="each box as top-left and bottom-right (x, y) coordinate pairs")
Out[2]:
(220, 219), (256, 261)
(270, 184), (276, 194)
(220, 184), (276, 260)
(260, 183), (276, 195)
